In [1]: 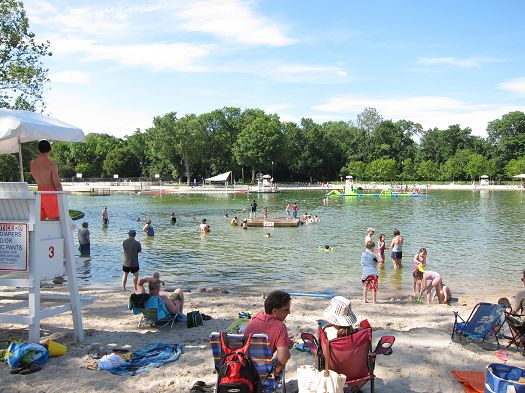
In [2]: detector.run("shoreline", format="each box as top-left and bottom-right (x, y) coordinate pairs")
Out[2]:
(1, 287), (524, 393)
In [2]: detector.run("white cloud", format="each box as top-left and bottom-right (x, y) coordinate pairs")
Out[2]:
(498, 77), (525, 97)
(51, 71), (91, 84)
(416, 56), (499, 68)
(177, 0), (296, 46)
(312, 95), (525, 137)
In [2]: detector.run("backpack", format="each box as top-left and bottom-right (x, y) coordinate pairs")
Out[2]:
(217, 333), (262, 393)
(187, 311), (203, 328)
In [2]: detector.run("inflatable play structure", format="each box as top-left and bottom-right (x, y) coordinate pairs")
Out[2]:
(326, 187), (425, 199)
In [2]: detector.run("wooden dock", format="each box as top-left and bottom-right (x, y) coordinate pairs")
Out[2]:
(247, 218), (300, 227)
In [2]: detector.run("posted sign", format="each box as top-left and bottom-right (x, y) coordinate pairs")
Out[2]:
(0, 223), (28, 271)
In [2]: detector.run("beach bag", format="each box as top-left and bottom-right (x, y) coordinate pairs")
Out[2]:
(187, 311), (203, 328)
(485, 363), (525, 393)
(217, 333), (261, 393)
(297, 365), (345, 393)
(6, 342), (49, 368)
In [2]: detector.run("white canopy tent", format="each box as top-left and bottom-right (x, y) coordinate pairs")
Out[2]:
(205, 171), (232, 186)
(513, 174), (525, 179)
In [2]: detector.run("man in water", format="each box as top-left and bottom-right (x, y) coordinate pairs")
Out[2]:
(250, 200), (257, 218)
(200, 218), (210, 232)
(30, 139), (62, 220)
(78, 222), (91, 257)
(102, 207), (109, 225)
(243, 290), (292, 374)
(122, 230), (141, 290)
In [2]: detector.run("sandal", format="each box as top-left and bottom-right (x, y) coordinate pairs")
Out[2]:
(9, 364), (29, 374)
(19, 363), (42, 375)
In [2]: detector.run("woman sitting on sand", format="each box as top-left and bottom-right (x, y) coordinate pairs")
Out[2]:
(322, 296), (358, 340)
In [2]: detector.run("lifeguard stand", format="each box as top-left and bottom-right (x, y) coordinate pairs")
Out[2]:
(0, 182), (90, 343)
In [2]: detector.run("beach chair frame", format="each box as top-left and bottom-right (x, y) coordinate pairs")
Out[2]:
(209, 332), (286, 393)
(137, 308), (177, 329)
(504, 312), (525, 354)
(452, 302), (506, 348)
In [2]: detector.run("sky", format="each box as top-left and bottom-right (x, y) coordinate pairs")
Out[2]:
(23, 0), (525, 139)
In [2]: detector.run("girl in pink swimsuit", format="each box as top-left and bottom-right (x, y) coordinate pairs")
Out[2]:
(412, 248), (427, 296)
(419, 270), (444, 304)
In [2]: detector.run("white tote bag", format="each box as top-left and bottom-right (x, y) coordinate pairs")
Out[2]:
(297, 341), (346, 393)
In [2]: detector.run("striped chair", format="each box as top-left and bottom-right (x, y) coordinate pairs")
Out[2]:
(210, 332), (285, 393)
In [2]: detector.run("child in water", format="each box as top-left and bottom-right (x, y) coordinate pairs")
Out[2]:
(377, 234), (386, 264)
(412, 248), (427, 296)
(361, 241), (379, 304)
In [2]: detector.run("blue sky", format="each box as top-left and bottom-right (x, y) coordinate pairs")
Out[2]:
(24, 0), (525, 138)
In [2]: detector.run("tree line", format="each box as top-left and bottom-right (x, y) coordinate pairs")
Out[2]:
(1, 107), (524, 184)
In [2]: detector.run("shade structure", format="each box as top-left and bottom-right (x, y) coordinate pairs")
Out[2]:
(513, 174), (525, 179)
(0, 109), (85, 181)
(205, 171), (231, 182)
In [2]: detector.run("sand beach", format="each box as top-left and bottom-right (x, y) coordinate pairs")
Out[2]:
(1, 286), (524, 393)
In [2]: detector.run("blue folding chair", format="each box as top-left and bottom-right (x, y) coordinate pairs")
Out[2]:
(129, 295), (182, 329)
(210, 332), (285, 393)
(452, 302), (507, 347)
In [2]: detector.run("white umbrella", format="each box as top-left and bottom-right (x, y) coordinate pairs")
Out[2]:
(513, 174), (525, 179)
(0, 109), (85, 181)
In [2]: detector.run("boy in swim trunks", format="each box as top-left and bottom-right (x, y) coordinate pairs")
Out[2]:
(361, 240), (379, 304)
(30, 139), (62, 220)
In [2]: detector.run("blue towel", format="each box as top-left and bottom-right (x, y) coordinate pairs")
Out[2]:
(100, 343), (183, 376)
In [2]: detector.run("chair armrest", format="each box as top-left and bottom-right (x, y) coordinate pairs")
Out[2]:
(300, 332), (319, 354)
(373, 335), (395, 356)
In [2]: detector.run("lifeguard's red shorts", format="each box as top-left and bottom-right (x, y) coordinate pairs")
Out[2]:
(38, 187), (60, 220)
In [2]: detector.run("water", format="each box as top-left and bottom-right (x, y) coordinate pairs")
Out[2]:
(69, 190), (525, 297)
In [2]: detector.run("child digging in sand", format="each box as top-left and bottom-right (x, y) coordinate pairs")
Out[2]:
(361, 240), (380, 304)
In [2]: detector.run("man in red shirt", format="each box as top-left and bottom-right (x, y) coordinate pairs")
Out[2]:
(244, 290), (292, 370)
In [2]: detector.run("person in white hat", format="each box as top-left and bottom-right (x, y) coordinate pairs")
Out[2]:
(323, 296), (358, 340)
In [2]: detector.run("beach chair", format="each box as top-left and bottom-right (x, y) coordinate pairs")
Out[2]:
(209, 332), (285, 393)
(452, 302), (507, 347)
(129, 295), (178, 329)
(300, 322), (395, 393)
(504, 312), (525, 354)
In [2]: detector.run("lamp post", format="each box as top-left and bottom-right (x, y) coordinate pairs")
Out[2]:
(271, 161), (274, 179)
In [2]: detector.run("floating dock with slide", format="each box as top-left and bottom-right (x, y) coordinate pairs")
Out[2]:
(325, 188), (426, 198)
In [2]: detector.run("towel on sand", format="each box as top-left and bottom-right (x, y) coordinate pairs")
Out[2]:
(451, 370), (485, 393)
(98, 343), (182, 376)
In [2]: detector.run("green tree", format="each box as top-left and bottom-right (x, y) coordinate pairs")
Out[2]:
(417, 160), (439, 180)
(442, 157), (463, 181)
(148, 112), (205, 185)
(233, 110), (283, 183)
(0, 0), (51, 110)
(465, 153), (488, 180)
(487, 111), (525, 177)
(366, 158), (398, 181)
(0, 153), (19, 180)
(506, 156), (525, 177)
(103, 147), (141, 178)
(357, 107), (383, 161)
(67, 133), (123, 177)
(343, 160), (367, 180)
(400, 158), (416, 181)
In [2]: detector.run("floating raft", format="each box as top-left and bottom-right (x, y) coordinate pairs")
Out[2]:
(326, 189), (426, 198)
(247, 218), (300, 227)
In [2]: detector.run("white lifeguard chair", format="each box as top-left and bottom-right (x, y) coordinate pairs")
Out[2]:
(0, 182), (91, 343)
(480, 175), (490, 186)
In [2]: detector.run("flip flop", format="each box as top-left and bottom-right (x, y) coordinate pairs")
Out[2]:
(9, 364), (28, 374)
(238, 312), (251, 319)
(19, 363), (42, 375)
(295, 343), (313, 353)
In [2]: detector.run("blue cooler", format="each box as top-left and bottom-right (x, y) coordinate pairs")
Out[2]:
(485, 363), (525, 393)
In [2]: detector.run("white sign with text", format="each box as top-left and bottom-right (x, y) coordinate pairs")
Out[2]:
(0, 223), (28, 271)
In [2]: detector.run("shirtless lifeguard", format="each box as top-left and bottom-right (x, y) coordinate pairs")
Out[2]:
(30, 140), (62, 220)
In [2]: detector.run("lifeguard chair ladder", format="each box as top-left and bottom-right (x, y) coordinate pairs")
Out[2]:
(0, 182), (89, 343)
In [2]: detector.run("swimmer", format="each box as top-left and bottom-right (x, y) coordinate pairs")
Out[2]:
(242, 219), (248, 229)
(137, 217), (141, 222)
(224, 210), (229, 217)
(171, 212), (176, 224)
(200, 219), (210, 233)
(264, 232), (271, 238)
(323, 244), (330, 252)
(230, 216), (238, 226)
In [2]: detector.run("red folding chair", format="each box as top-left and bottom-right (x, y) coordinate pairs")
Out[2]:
(301, 320), (394, 393)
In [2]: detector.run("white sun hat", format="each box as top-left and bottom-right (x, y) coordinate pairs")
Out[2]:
(323, 296), (357, 326)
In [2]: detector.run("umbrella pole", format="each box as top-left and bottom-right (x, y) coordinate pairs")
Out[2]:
(18, 140), (25, 182)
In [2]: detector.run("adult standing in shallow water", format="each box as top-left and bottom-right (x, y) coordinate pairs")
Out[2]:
(250, 200), (257, 218)
(390, 228), (403, 269)
(102, 206), (109, 225)
(171, 212), (176, 224)
(122, 230), (141, 291)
